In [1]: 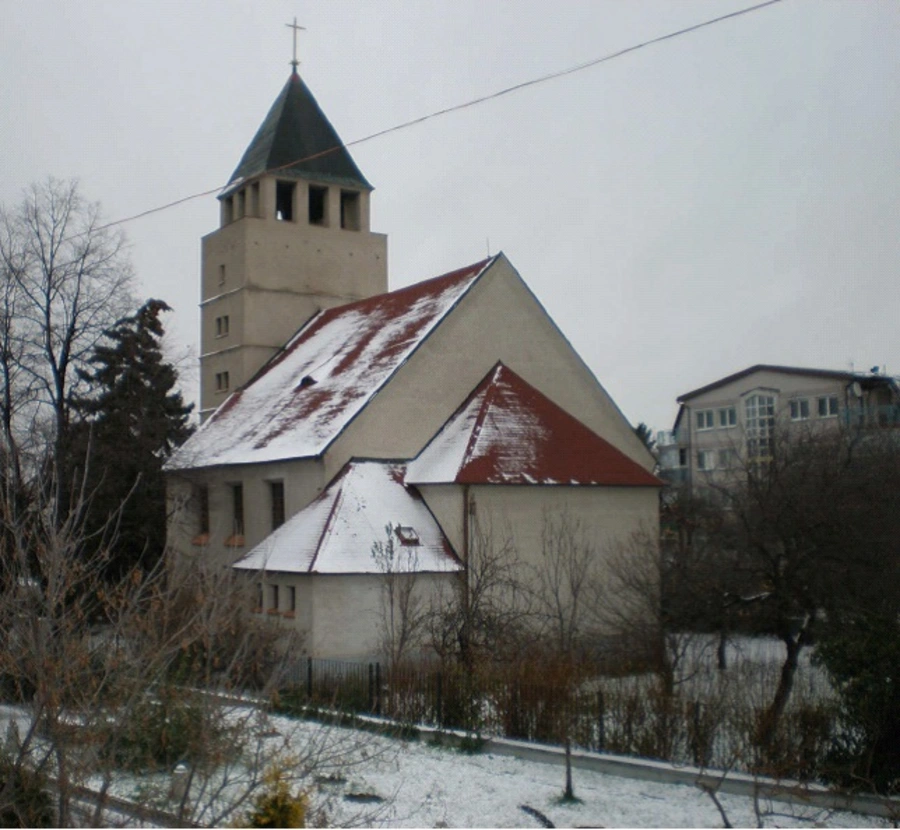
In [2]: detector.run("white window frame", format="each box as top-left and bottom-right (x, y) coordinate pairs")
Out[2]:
(745, 393), (776, 461)
(790, 398), (810, 421)
(697, 450), (715, 471)
(817, 395), (839, 418)
(696, 409), (715, 431)
(717, 407), (737, 428)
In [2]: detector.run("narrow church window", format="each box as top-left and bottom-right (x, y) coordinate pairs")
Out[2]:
(191, 484), (210, 546)
(223, 196), (234, 225)
(254, 583), (263, 612)
(287, 586), (296, 613)
(218, 264), (226, 286)
(215, 316), (230, 337)
(250, 182), (260, 217)
(215, 371), (230, 392)
(232, 483), (244, 535)
(270, 584), (279, 613)
(236, 188), (246, 219)
(340, 190), (360, 230)
(270, 481), (285, 530)
(276, 181), (295, 221)
(308, 185), (327, 225)
(199, 486), (210, 535)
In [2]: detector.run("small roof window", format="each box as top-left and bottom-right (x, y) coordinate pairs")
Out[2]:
(395, 525), (420, 546)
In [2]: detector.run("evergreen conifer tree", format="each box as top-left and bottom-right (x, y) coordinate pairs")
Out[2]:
(73, 299), (193, 580)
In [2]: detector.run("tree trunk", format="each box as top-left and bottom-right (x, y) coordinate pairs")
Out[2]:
(716, 627), (728, 671)
(758, 634), (802, 752)
(564, 733), (574, 800)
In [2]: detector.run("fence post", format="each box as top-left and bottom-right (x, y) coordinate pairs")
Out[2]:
(597, 689), (606, 751)
(306, 656), (313, 701)
(368, 663), (375, 713)
(375, 662), (382, 716)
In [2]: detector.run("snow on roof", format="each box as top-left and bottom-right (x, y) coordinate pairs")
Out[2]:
(406, 363), (662, 487)
(232, 460), (462, 575)
(168, 257), (495, 470)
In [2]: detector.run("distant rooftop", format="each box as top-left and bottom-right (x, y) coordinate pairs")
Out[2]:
(677, 364), (899, 403)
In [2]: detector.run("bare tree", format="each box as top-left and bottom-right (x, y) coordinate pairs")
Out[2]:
(372, 525), (427, 671)
(528, 509), (606, 801)
(425, 510), (527, 670)
(0, 178), (135, 516)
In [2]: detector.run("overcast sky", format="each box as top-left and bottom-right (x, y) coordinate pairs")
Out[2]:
(2, 1), (897, 434)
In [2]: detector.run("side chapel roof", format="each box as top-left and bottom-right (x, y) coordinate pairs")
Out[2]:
(232, 460), (461, 575)
(228, 71), (371, 191)
(167, 257), (497, 470)
(406, 363), (662, 487)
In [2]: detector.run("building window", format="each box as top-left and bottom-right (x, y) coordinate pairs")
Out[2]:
(236, 188), (246, 219)
(223, 196), (234, 224)
(199, 485), (210, 534)
(678, 448), (688, 467)
(697, 450), (715, 471)
(250, 181), (260, 217)
(790, 398), (810, 421)
(269, 584), (279, 613)
(340, 190), (360, 230)
(696, 410), (715, 431)
(276, 180), (295, 221)
(231, 483), (244, 535)
(218, 264), (226, 286)
(718, 448), (738, 469)
(308, 185), (327, 225)
(817, 395), (839, 418)
(255, 582), (263, 612)
(746, 393), (776, 460)
(717, 407), (736, 428)
(215, 371), (230, 392)
(287, 586), (296, 613)
(215, 315), (230, 337)
(270, 481), (285, 530)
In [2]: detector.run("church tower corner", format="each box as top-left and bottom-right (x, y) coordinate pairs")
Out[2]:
(199, 69), (388, 421)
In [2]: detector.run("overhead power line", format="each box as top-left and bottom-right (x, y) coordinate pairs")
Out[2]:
(97, 0), (784, 233)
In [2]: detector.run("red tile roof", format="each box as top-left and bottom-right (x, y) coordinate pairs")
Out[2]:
(406, 364), (661, 487)
(168, 257), (495, 469)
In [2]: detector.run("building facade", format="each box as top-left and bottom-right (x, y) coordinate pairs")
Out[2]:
(660, 364), (900, 494)
(166, 68), (660, 659)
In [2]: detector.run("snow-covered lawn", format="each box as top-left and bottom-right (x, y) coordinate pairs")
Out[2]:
(281, 716), (887, 828)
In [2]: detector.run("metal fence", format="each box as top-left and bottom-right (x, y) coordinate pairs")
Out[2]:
(275, 655), (838, 780)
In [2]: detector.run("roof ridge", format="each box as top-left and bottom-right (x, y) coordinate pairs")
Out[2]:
(460, 363), (504, 472)
(307, 471), (346, 573)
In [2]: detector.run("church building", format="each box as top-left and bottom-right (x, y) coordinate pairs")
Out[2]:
(165, 66), (660, 659)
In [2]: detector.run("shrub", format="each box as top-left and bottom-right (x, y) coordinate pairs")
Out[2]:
(0, 761), (54, 828)
(244, 764), (307, 828)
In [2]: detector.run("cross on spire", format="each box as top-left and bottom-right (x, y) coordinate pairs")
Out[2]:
(286, 17), (306, 72)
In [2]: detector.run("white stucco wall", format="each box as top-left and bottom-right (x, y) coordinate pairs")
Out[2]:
(324, 256), (653, 481)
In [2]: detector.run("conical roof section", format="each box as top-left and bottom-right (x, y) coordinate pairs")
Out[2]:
(228, 71), (372, 190)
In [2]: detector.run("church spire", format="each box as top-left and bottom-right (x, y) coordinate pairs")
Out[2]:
(226, 70), (372, 191)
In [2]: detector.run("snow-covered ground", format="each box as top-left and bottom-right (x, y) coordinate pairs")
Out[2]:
(4, 700), (891, 828)
(283, 716), (887, 829)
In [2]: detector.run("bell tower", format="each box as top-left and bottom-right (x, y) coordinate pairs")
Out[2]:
(199, 67), (388, 420)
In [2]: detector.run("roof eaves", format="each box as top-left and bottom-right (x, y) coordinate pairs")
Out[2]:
(677, 364), (859, 402)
